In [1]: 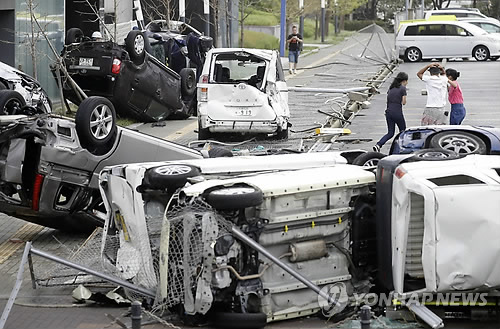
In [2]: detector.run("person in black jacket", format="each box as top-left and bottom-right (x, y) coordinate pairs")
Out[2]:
(286, 25), (302, 74)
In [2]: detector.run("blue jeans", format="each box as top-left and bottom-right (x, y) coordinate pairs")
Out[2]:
(288, 50), (300, 64)
(450, 103), (466, 125)
(377, 111), (406, 147)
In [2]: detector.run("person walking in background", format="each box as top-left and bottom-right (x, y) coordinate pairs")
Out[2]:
(417, 63), (448, 125)
(373, 72), (409, 152)
(446, 68), (466, 125)
(287, 25), (302, 74)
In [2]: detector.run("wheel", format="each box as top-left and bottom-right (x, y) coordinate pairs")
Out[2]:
(208, 147), (233, 158)
(0, 90), (26, 115)
(404, 47), (422, 62)
(411, 148), (460, 161)
(65, 28), (84, 45)
(275, 127), (289, 140)
(205, 185), (263, 210)
(473, 45), (489, 61)
(490, 56), (498, 61)
(212, 312), (267, 329)
(429, 131), (487, 155)
(352, 152), (385, 167)
(143, 164), (201, 190)
(75, 96), (117, 150)
(180, 68), (196, 97)
(125, 30), (146, 64)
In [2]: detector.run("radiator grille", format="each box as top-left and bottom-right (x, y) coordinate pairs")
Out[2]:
(405, 193), (425, 278)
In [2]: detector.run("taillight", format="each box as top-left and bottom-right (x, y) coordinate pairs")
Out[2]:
(199, 74), (209, 101)
(395, 167), (407, 179)
(32, 173), (44, 211)
(111, 58), (121, 74)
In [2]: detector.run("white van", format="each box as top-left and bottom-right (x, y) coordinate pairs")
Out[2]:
(196, 48), (290, 140)
(396, 20), (500, 62)
(424, 9), (500, 24)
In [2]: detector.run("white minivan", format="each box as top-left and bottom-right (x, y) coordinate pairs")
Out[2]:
(196, 48), (290, 140)
(396, 20), (500, 62)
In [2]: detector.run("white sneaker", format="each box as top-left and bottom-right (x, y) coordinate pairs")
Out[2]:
(293, 69), (297, 74)
(289, 69), (293, 74)
(372, 144), (381, 152)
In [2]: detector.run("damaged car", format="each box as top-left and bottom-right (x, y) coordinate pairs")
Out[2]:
(0, 99), (203, 231)
(59, 29), (197, 122)
(98, 151), (500, 328)
(197, 48), (290, 140)
(0, 61), (51, 115)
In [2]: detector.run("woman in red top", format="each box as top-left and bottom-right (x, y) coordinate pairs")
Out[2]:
(446, 68), (466, 125)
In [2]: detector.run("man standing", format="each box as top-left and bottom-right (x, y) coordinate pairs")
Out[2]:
(287, 25), (302, 75)
(417, 63), (449, 125)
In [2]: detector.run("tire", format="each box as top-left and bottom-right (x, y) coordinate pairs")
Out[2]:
(75, 96), (117, 150)
(411, 148), (460, 161)
(180, 68), (196, 97)
(125, 30), (146, 64)
(65, 28), (84, 45)
(428, 131), (487, 155)
(490, 56), (498, 61)
(404, 47), (422, 62)
(0, 90), (26, 115)
(144, 164), (201, 190)
(352, 152), (385, 167)
(205, 185), (263, 210)
(208, 147), (233, 158)
(275, 127), (289, 140)
(212, 312), (267, 329)
(473, 45), (489, 61)
(0, 81), (7, 90)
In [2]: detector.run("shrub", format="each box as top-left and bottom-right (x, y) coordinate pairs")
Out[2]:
(243, 30), (279, 49)
(244, 9), (279, 26)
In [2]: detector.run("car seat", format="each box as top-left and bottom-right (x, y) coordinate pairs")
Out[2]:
(256, 66), (265, 89)
(214, 63), (223, 82)
(221, 67), (230, 82)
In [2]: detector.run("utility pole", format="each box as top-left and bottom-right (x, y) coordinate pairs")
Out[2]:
(179, 0), (185, 22)
(280, 0), (286, 56)
(321, 0), (325, 43)
(405, 0), (409, 19)
(299, 0), (304, 39)
(204, 0), (210, 36)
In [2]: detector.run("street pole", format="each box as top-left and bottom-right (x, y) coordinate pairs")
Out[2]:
(334, 0), (338, 34)
(299, 0), (304, 39)
(179, 0), (185, 22)
(405, 0), (409, 20)
(280, 0), (286, 57)
(204, 0), (210, 36)
(321, 0), (325, 43)
(421, 0), (425, 18)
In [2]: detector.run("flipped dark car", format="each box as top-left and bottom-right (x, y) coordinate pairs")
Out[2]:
(353, 125), (500, 166)
(59, 29), (198, 122)
(0, 96), (203, 232)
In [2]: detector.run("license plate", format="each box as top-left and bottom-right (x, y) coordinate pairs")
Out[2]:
(235, 109), (252, 116)
(79, 57), (93, 66)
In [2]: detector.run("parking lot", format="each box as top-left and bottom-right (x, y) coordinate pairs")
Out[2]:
(1, 31), (500, 329)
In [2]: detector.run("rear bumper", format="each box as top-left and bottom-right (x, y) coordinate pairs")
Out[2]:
(199, 114), (288, 133)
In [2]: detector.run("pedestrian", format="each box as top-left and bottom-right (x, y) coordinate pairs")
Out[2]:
(445, 68), (466, 125)
(287, 25), (302, 75)
(417, 63), (449, 125)
(373, 72), (409, 152)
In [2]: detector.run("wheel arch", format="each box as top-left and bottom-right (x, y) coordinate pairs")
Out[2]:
(472, 44), (490, 56)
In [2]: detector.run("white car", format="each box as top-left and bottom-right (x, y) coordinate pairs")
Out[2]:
(396, 20), (500, 61)
(197, 48), (290, 140)
(462, 18), (500, 35)
(0, 61), (52, 115)
(424, 9), (500, 24)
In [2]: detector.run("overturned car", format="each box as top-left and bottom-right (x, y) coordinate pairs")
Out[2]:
(98, 150), (500, 327)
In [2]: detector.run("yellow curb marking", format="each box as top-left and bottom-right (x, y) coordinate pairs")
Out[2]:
(0, 223), (44, 264)
(163, 120), (198, 141)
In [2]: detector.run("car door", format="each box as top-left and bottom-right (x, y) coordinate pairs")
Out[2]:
(415, 24), (445, 58)
(267, 51), (290, 118)
(443, 23), (471, 57)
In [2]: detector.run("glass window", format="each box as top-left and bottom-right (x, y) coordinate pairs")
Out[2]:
(15, 0), (65, 102)
(480, 23), (500, 33)
(445, 24), (466, 36)
(417, 24), (444, 36)
(404, 25), (418, 36)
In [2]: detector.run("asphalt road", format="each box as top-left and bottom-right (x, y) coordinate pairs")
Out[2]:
(1, 30), (500, 328)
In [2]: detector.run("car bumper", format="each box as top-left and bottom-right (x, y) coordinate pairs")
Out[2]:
(199, 115), (287, 134)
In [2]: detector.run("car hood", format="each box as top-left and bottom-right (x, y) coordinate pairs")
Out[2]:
(0, 61), (24, 81)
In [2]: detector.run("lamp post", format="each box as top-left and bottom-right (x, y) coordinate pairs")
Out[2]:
(279, 0), (286, 57)
(321, 0), (325, 43)
(179, 0), (185, 22)
(204, 0), (210, 36)
(299, 0), (304, 39)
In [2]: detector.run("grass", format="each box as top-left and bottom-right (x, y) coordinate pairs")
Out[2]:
(244, 9), (279, 26)
(243, 30), (279, 49)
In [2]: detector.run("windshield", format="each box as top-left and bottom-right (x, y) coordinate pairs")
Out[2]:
(211, 52), (268, 87)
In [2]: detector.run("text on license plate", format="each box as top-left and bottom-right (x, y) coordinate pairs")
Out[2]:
(235, 109), (252, 116)
(79, 57), (94, 66)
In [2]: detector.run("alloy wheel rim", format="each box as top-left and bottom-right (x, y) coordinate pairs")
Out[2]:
(438, 135), (478, 154)
(155, 165), (192, 176)
(89, 104), (113, 140)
